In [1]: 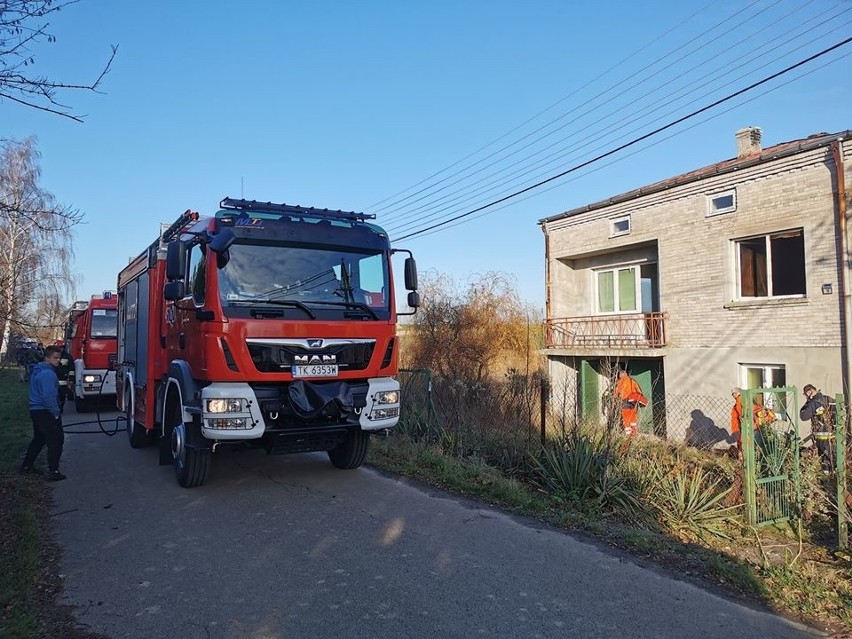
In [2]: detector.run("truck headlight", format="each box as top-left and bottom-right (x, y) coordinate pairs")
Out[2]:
(206, 398), (244, 413)
(83, 374), (102, 383)
(373, 390), (399, 405)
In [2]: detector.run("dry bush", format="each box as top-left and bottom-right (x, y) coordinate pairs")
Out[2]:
(402, 270), (543, 381)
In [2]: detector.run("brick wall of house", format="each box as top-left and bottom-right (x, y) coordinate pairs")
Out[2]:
(544, 144), (852, 352)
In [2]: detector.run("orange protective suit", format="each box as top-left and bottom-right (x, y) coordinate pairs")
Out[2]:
(615, 375), (647, 437)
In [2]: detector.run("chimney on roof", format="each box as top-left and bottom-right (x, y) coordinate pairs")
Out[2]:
(735, 126), (762, 157)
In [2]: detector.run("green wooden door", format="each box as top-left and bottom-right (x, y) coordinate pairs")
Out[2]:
(580, 359), (600, 422)
(625, 361), (656, 434)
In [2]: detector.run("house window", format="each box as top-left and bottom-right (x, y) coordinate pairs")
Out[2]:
(596, 265), (639, 314)
(707, 189), (736, 217)
(736, 229), (805, 298)
(610, 215), (631, 237)
(740, 364), (786, 410)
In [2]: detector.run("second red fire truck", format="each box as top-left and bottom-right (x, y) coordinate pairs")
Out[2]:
(65, 293), (119, 411)
(117, 198), (418, 487)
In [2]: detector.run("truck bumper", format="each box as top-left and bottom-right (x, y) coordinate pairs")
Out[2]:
(198, 377), (401, 440)
(80, 369), (116, 397)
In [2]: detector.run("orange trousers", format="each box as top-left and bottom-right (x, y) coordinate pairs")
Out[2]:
(622, 407), (639, 437)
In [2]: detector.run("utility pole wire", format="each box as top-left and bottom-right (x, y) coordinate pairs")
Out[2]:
(400, 49), (852, 243)
(392, 35), (852, 243)
(366, 0), (733, 214)
(382, 1), (843, 233)
(384, 13), (851, 237)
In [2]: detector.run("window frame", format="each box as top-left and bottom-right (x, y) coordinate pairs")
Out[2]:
(739, 363), (787, 411)
(609, 215), (631, 238)
(707, 188), (737, 217)
(734, 228), (806, 300)
(593, 264), (641, 315)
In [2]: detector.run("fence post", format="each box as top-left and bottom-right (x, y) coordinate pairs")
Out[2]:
(540, 376), (549, 448)
(837, 394), (848, 550)
(742, 390), (757, 526)
(425, 368), (436, 432)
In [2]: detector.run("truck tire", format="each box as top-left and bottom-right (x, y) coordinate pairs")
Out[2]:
(328, 430), (370, 469)
(126, 392), (148, 448)
(171, 417), (211, 488)
(74, 396), (89, 413)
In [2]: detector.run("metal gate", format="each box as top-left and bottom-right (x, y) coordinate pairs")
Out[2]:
(741, 387), (801, 526)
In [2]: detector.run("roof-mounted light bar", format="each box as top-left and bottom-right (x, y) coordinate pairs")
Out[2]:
(219, 197), (375, 222)
(161, 209), (200, 243)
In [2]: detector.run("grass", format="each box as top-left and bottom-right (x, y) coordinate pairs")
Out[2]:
(0, 366), (104, 639)
(0, 366), (44, 638)
(368, 430), (852, 633)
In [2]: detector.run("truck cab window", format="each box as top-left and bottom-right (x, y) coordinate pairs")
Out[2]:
(187, 243), (207, 304)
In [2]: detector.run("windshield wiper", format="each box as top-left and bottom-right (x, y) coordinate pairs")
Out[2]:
(228, 299), (316, 319)
(300, 300), (380, 320)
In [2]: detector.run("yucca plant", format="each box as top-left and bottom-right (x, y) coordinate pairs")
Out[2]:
(756, 425), (793, 478)
(648, 465), (741, 541)
(532, 432), (645, 518)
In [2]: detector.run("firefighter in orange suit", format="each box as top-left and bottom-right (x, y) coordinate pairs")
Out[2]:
(730, 388), (745, 459)
(731, 388), (776, 460)
(615, 368), (648, 438)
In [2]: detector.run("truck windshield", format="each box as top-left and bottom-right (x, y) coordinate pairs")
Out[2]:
(218, 242), (390, 318)
(90, 309), (118, 338)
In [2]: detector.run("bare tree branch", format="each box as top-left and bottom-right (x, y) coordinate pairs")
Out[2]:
(0, 1), (116, 121)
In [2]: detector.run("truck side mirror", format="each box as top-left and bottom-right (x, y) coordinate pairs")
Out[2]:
(210, 228), (235, 253)
(404, 257), (418, 291)
(209, 229), (234, 269)
(163, 281), (185, 301)
(166, 240), (187, 281)
(407, 291), (420, 309)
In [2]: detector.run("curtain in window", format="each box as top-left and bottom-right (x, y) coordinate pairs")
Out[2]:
(598, 271), (614, 313)
(618, 268), (636, 311)
(739, 238), (767, 297)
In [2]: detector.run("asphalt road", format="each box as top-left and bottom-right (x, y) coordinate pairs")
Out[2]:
(50, 402), (824, 639)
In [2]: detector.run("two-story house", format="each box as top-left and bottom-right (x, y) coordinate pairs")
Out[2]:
(539, 127), (851, 443)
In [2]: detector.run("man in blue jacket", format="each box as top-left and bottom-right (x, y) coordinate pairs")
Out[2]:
(20, 344), (67, 481)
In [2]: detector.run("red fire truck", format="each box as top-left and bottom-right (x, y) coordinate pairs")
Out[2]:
(65, 293), (118, 411)
(116, 198), (419, 487)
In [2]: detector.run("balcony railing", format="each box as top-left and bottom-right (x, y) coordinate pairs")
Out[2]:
(545, 312), (668, 349)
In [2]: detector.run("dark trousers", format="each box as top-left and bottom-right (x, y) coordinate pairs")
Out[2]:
(815, 436), (835, 472)
(23, 410), (64, 472)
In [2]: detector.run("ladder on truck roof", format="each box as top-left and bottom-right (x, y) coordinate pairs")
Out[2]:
(219, 197), (376, 223)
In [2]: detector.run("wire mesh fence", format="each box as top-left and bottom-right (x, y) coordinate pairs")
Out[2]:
(396, 367), (850, 545)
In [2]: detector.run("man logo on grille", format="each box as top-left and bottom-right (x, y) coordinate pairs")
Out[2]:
(307, 339), (323, 348)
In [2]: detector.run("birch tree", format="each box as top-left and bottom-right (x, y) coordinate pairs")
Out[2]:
(0, 136), (80, 357)
(1, 0), (117, 122)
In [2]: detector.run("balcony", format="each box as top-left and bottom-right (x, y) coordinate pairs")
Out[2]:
(545, 312), (668, 349)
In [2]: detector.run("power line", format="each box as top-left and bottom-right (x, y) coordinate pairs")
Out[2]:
(381, 0), (828, 231)
(383, 11), (850, 237)
(366, 0), (752, 215)
(402, 48), (852, 243)
(392, 35), (852, 243)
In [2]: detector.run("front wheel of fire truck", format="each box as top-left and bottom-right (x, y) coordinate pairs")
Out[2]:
(125, 392), (148, 449)
(170, 416), (211, 488)
(328, 430), (370, 470)
(74, 395), (90, 413)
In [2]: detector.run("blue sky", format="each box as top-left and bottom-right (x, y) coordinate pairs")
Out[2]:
(3, 0), (851, 311)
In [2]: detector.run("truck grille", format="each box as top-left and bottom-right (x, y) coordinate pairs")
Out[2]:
(248, 340), (375, 373)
